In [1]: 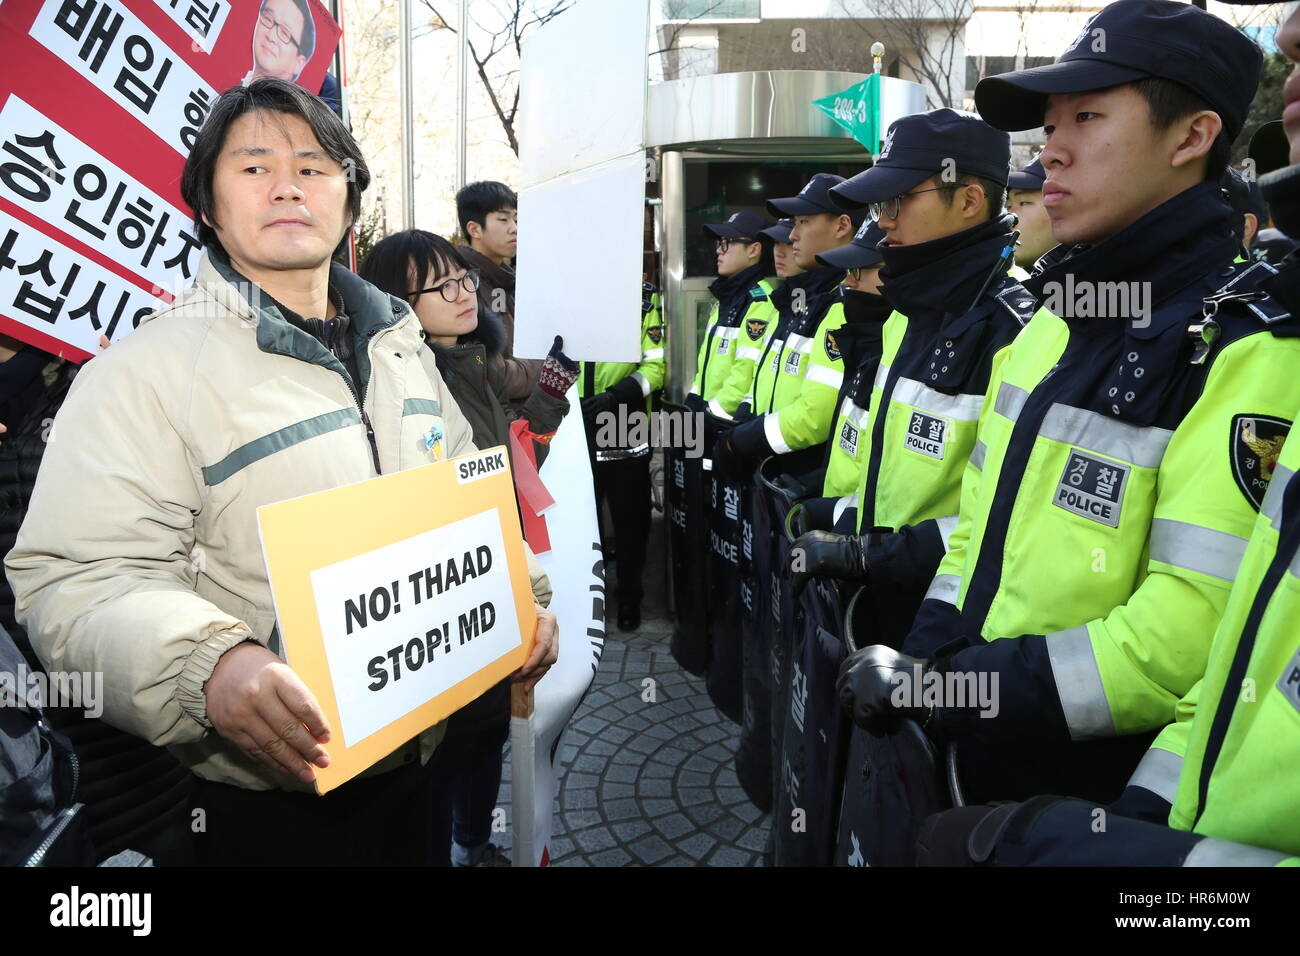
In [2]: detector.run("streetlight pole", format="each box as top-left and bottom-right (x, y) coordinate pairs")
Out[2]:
(456, 0), (469, 194)
(399, 0), (416, 229)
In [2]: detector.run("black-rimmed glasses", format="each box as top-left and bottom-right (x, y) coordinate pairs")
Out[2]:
(408, 269), (481, 303)
(869, 186), (949, 222)
(259, 9), (305, 51)
(715, 237), (759, 254)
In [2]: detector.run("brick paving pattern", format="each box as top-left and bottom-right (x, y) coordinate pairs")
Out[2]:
(497, 453), (772, 866)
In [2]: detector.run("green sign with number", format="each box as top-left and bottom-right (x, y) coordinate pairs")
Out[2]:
(812, 74), (882, 152)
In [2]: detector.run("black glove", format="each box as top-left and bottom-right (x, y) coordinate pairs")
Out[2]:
(711, 428), (749, 482)
(835, 644), (931, 733)
(580, 391), (616, 420)
(788, 530), (869, 601)
(605, 375), (644, 409)
(683, 392), (708, 415)
(732, 400), (755, 424)
(915, 795), (1069, 867)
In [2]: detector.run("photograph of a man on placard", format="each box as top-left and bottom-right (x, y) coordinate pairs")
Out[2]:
(243, 0), (316, 85)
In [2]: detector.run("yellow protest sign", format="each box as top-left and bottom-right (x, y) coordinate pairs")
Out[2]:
(257, 446), (537, 794)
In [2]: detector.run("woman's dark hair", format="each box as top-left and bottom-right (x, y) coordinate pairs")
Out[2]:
(455, 180), (517, 240)
(360, 230), (474, 382)
(358, 229), (470, 303)
(180, 78), (369, 256)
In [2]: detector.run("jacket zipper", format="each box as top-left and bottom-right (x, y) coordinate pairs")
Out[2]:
(24, 805), (81, 866)
(25, 720), (82, 867)
(325, 318), (383, 476)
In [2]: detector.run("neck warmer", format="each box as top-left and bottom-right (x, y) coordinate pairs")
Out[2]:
(878, 214), (1016, 323)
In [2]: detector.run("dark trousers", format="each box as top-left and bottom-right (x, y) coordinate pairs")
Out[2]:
(593, 453), (652, 610)
(189, 759), (449, 866)
(426, 717), (510, 856)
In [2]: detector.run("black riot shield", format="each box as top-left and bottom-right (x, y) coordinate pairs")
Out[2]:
(834, 586), (949, 867)
(666, 402), (711, 676)
(705, 465), (745, 723)
(735, 470), (777, 810)
(772, 574), (851, 867)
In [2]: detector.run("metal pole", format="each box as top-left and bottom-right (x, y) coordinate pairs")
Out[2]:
(399, 0), (416, 229)
(456, 0), (469, 193)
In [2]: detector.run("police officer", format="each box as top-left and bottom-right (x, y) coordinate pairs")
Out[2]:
(579, 281), (666, 631)
(916, 413), (1300, 866)
(1246, 120), (1299, 263)
(685, 211), (778, 419)
(796, 220), (892, 533)
(717, 174), (861, 471)
(840, 0), (1300, 804)
(1006, 157), (1053, 274)
(914, 0), (1300, 868)
(787, 109), (1036, 647)
(1221, 166), (1267, 260)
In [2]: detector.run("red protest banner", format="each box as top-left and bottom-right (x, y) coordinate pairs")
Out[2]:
(0, 0), (341, 362)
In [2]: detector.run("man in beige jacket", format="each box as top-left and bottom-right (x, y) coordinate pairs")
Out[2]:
(6, 79), (557, 866)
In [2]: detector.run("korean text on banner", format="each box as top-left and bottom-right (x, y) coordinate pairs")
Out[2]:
(257, 446), (539, 794)
(0, 0), (340, 361)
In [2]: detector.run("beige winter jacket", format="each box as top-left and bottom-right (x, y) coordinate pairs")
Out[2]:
(6, 251), (551, 792)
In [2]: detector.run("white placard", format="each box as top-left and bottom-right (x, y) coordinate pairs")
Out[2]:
(151, 0), (233, 54)
(0, 94), (201, 292)
(516, 0), (650, 190)
(0, 207), (167, 352)
(31, 0), (218, 158)
(309, 509), (521, 747)
(514, 152), (645, 362)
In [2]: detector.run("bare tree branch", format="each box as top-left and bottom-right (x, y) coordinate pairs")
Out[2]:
(418, 0), (572, 156)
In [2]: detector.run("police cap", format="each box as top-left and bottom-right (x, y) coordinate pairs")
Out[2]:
(974, 0), (1263, 141)
(829, 108), (1011, 209)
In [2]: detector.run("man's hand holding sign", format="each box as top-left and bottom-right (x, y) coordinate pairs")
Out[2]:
(250, 445), (555, 792)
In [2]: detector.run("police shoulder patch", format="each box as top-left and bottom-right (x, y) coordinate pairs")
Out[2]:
(824, 329), (842, 362)
(993, 282), (1039, 327)
(1231, 414), (1290, 511)
(749, 286), (768, 300)
(647, 325), (664, 344)
(746, 318), (768, 341)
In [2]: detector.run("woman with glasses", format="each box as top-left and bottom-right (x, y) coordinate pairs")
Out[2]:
(359, 229), (577, 867)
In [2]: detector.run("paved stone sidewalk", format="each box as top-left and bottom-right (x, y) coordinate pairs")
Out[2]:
(496, 453), (772, 865)
(498, 616), (771, 866)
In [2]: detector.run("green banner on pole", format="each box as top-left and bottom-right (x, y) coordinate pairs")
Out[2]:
(812, 74), (882, 152)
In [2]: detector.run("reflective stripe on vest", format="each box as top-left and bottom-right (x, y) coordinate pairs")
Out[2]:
(1149, 518), (1250, 582)
(806, 364), (843, 389)
(1183, 838), (1290, 867)
(1039, 403), (1174, 469)
(1127, 745), (1183, 805)
(971, 439), (987, 470)
(935, 514), (958, 551)
(1045, 624), (1116, 740)
(892, 376), (985, 422)
(994, 381), (1030, 421)
(1263, 462), (1294, 529)
(926, 573), (959, 605)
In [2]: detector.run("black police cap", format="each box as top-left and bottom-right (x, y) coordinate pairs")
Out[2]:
(760, 218), (794, 244)
(1007, 157), (1046, 192)
(1249, 121), (1289, 178)
(767, 173), (856, 218)
(974, 0), (1263, 141)
(1222, 167), (1266, 221)
(703, 209), (771, 240)
(829, 109), (1011, 210)
(816, 220), (886, 270)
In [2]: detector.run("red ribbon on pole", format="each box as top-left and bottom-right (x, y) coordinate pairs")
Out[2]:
(508, 418), (557, 555)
